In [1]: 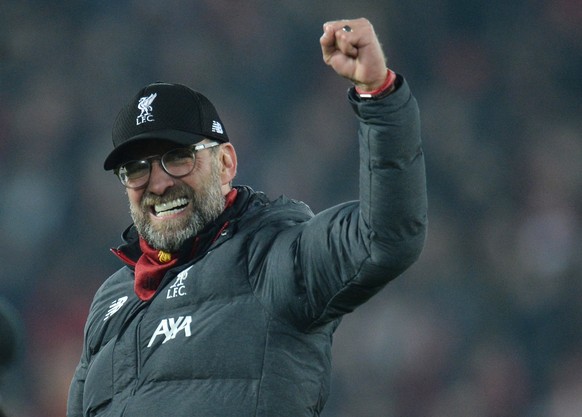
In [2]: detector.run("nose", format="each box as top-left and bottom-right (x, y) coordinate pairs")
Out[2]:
(147, 160), (175, 195)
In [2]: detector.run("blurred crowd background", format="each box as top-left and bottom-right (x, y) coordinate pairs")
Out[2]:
(0, 1), (581, 416)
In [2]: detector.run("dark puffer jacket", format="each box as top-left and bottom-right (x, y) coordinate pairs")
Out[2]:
(67, 78), (427, 417)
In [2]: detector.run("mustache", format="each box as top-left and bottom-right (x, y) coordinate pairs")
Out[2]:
(140, 184), (194, 208)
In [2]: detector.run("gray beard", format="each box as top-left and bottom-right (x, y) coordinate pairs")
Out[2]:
(129, 162), (225, 252)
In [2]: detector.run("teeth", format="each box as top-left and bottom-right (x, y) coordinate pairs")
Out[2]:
(154, 198), (189, 216)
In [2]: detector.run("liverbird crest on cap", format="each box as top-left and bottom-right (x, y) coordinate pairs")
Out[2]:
(104, 83), (229, 171)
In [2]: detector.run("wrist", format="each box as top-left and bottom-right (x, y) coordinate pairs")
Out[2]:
(355, 69), (397, 99)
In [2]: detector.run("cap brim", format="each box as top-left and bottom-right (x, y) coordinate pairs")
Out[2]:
(103, 129), (210, 170)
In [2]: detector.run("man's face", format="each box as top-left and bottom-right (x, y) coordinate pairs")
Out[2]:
(125, 141), (226, 252)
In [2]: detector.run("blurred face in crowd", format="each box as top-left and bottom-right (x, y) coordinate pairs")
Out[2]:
(122, 139), (237, 252)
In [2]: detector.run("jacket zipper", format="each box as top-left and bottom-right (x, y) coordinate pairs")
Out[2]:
(132, 323), (142, 393)
(129, 308), (145, 396)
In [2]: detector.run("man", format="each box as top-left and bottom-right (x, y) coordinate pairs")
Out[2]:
(68, 18), (427, 417)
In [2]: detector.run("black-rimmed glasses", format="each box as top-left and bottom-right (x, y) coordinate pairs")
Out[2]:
(115, 142), (220, 189)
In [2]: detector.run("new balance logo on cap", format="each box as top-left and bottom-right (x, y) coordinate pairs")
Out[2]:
(136, 93), (157, 125)
(211, 120), (224, 134)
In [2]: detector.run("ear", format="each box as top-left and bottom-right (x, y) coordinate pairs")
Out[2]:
(219, 143), (237, 188)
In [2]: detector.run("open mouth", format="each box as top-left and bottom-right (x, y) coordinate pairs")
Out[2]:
(153, 198), (190, 217)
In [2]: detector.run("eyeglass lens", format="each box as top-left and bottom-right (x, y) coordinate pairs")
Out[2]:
(118, 148), (196, 189)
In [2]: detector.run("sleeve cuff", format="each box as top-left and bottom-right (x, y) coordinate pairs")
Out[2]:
(355, 69), (397, 99)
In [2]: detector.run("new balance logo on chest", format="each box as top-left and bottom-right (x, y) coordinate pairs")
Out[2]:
(104, 296), (128, 321)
